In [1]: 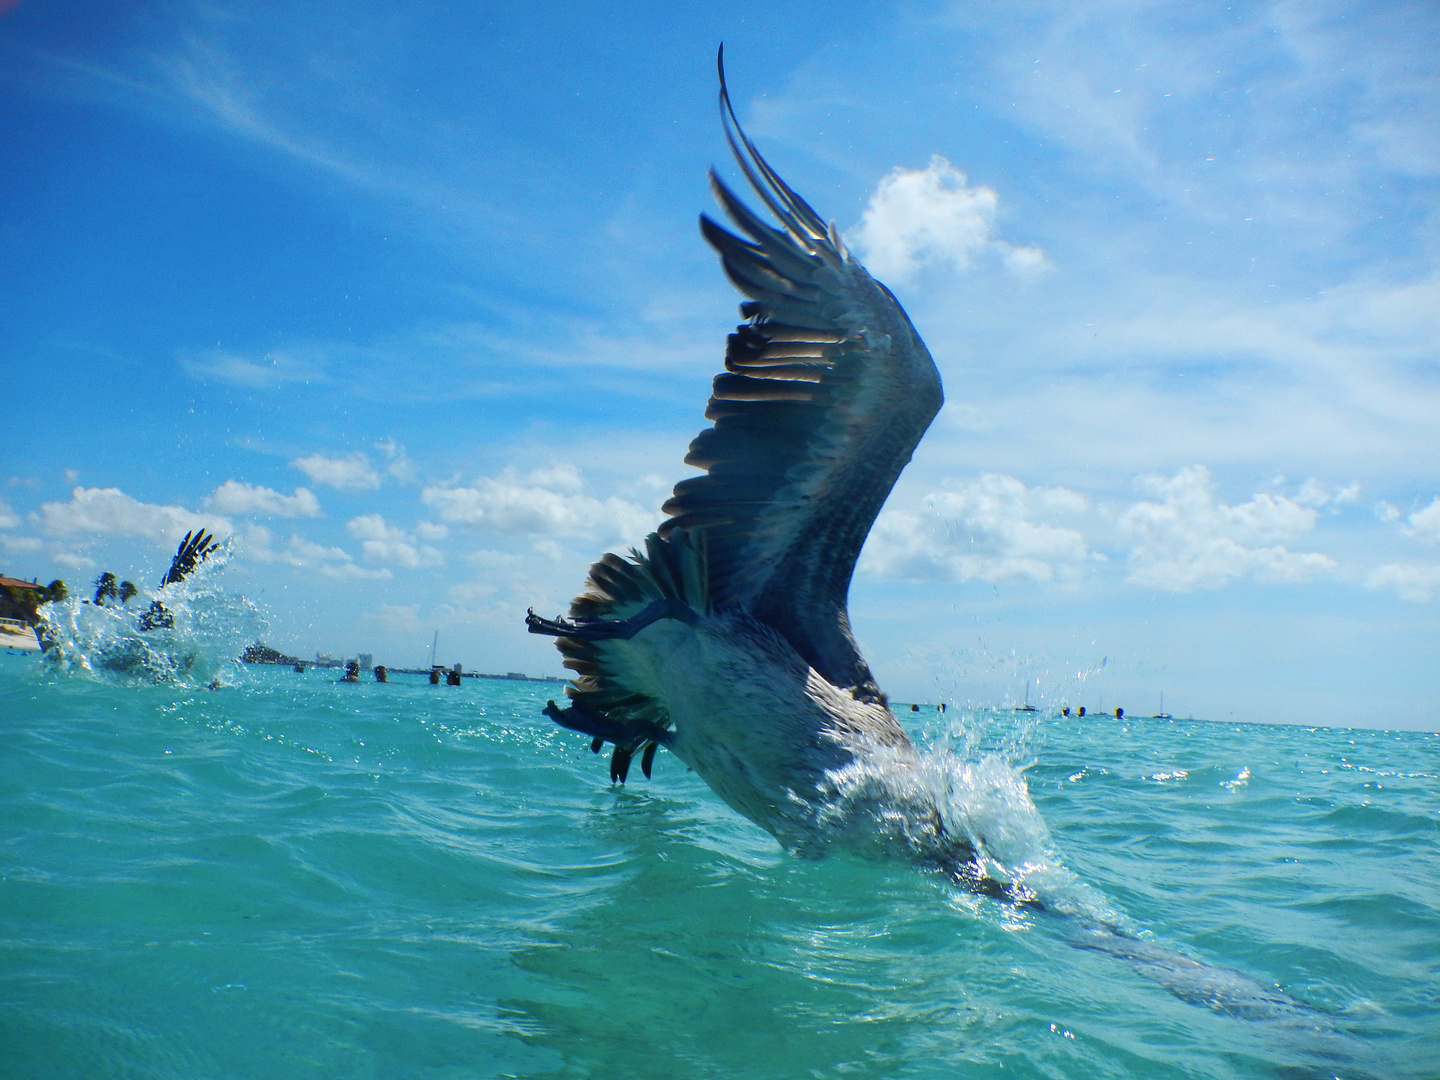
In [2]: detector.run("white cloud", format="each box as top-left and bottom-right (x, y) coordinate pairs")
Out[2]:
(450, 579), (499, 601)
(31, 487), (225, 542)
(1293, 479), (1360, 510)
(361, 603), (423, 634)
(1119, 466), (1336, 590)
(374, 438), (417, 483)
(0, 534), (43, 555)
(207, 480), (321, 518)
(290, 452), (382, 491)
(1403, 498), (1440, 544)
(1367, 562), (1440, 603)
(239, 524), (389, 580)
(861, 474), (1091, 584)
(421, 465), (656, 547)
(181, 346), (328, 389)
(847, 156), (1046, 282)
(0, 500), (20, 530)
(50, 551), (97, 570)
(346, 514), (443, 567)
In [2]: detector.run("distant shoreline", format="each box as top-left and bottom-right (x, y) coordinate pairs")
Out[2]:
(240, 651), (565, 684)
(387, 667), (567, 685)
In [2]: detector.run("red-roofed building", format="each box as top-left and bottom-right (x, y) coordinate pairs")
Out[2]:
(0, 575), (61, 626)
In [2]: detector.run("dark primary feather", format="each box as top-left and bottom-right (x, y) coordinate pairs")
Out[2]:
(658, 48), (943, 698)
(161, 529), (220, 587)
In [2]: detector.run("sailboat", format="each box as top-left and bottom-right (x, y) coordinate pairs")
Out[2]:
(1014, 681), (1038, 713)
(1152, 692), (1173, 720)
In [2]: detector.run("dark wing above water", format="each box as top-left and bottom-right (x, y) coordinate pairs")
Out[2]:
(161, 529), (220, 587)
(659, 49), (943, 698)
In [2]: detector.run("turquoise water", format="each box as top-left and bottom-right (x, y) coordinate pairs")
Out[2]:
(2, 648), (1437, 1079)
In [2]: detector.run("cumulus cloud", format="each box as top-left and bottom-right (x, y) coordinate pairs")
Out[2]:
(421, 464), (656, 548)
(290, 452), (382, 491)
(346, 514), (443, 567)
(1119, 466), (1336, 590)
(207, 480), (321, 518)
(861, 474), (1092, 584)
(239, 524), (389, 580)
(1402, 497), (1440, 544)
(1366, 562), (1440, 603)
(847, 156), (1046, 282)
(0, 499), (20, 530)
(31, 487), (225, 542)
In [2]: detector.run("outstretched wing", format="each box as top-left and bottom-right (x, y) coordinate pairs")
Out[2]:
(161, 529), (220, 587)
(658, 49), (943, 698)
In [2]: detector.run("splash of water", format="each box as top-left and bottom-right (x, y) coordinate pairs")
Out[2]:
(36, 547), (266, 688)
(909, 710), (1129, 927)
(901, 709), (1336, 1030)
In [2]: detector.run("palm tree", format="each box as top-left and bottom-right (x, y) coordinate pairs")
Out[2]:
(93, 573), (118, 605)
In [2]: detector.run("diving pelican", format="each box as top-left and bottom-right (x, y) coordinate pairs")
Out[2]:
(528, 53), (997, 892)
(526, 68), (1357, 1022)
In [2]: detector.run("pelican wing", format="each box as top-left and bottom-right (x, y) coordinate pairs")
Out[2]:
(161, 529), (219, 587)
(659, 56), (943, 698)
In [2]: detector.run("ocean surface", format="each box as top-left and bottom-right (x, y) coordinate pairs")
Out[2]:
(2, 617), (1438, 1079)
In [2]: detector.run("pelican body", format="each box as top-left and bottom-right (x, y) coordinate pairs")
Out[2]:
(528, 54), (985, 884)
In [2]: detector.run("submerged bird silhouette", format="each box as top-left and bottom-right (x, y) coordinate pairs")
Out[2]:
(528, 52), (1005, 895)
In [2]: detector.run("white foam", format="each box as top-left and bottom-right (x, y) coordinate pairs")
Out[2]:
(37, 547), (266, 687)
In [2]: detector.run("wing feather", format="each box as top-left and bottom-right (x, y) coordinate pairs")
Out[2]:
(657, 49), (943, 698)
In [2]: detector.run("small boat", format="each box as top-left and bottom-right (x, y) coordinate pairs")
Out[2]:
(1014, 681), (1038, 713)
(1152, 693), (1173, 720)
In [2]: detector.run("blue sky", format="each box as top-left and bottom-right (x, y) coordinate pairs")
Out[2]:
(2, 0), (1437, 728)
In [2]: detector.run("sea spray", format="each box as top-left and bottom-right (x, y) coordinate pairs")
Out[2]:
(910, 709), (1131, 928)
(36, 546), (266, 687)
(908, 710), (1350, 1044)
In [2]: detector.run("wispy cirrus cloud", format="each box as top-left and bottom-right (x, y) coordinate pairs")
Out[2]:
(180, 346), (329, 389)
